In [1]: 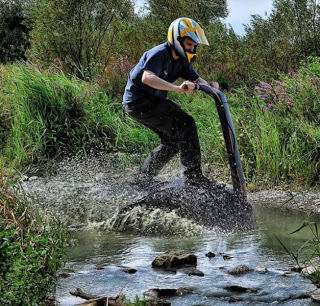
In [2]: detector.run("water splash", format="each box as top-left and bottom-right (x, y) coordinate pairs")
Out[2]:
(22, 154), (210, 236)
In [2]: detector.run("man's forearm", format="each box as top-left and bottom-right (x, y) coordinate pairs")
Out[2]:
(142, 70), (183, 92)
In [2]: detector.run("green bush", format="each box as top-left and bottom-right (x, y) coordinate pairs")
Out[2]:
(0, 178), (66, 305)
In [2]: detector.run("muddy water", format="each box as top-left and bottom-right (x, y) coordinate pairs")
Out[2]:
(21, 155), (318, 305)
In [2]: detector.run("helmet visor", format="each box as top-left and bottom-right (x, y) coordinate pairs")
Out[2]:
(179, 18), (209, 45)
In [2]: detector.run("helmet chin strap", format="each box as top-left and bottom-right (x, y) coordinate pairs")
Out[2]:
(186, 52), (197, 63)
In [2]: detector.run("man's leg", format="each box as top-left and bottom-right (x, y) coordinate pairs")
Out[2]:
(141, 131), (179, 176)
(124, 96), (210, 182)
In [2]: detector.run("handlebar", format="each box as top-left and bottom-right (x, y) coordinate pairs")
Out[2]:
(182, 82), (247, 202)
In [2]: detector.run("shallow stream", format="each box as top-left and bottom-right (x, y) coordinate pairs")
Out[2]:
(56, 205), (317, 305)
(21, 155), (318, 305)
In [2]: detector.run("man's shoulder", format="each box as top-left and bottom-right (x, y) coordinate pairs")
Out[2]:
(146, 42), (171, 59)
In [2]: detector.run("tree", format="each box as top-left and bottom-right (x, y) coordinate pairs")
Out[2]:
(243, 0), (320, 81)
(147, 0), (228, 29)
(0, 0), (30, 63)
(29, 0), (134, 79)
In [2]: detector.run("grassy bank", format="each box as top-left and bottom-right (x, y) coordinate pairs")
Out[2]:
(1, 59), (319, 188)
(0, 175), (66, 305)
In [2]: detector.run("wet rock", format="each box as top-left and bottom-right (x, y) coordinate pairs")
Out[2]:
(301, 258), (320, 277)
(227, 264), (251, 275)
(229, 296), (243, 302)
(282, 272), (295, 277)
(256, 265), (268, 274)
(95, 265), (105, 270)
(152, 250), (197, 268)
(222, 254), (233, 260)
(311, 288), (320, 303)
(122, 267), (137, 274)
(147, 299), (171, 306)
(144, 288), (191, 306)
(59, 272), (71, 278)
(225, 285), (258, 293)
(205, 251), (216, 258)
(176, 267), (204, 277)
(144, 288), (191, 298)
(291, 264), (304, 272)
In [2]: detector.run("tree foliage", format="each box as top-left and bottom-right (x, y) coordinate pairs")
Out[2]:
(241, 0), (320, 84)
(29, 0), (134, 79)
(147, 0), (227, 27)
(2, 0), (320, 88)
(0, 0), (30, 63)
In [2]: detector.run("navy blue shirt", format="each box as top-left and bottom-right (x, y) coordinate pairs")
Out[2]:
(123, 42), (199, 103)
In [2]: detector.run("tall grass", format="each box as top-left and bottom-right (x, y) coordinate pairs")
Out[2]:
(1, 59), (319, 188)
(233, 58), (320, 187)
(0, 63), (157, 170)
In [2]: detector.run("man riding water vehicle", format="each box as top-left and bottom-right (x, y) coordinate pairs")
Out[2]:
(123, 17), (219, 187)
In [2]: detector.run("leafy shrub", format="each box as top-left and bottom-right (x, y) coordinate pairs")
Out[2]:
(96, 56), (135, 100)
(0, 177), (66, 305)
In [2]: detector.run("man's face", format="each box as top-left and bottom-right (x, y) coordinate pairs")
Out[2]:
(183, 37), (198, 53)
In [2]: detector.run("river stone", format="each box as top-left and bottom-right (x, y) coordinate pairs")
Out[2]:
(152, 250), (197, 268)
(229, 296), (243, 303)
(225, 285), (258, 293)
(176, 267), (204, 276)
(255, 265), (268, 274)
(144, 287), (191, 305)
(205, 252), (216, 258)
(122, 267), (137, 274)
(311, 289), (320, 303)
(301, 257), (320, 277)
(146, 299), (171, 306)
(144, 288), (192, 298)
(227, 264), (251, 275)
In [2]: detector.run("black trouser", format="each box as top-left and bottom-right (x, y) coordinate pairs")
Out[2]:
(124, 95), (203, 177)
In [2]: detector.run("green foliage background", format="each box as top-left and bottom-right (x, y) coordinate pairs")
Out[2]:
(0, 0), (319, 184)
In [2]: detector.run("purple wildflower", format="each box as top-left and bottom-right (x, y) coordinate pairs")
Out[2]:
(260, 81), (273, 90)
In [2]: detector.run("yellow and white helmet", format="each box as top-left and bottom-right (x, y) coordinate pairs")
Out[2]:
(168, 17), (209, 63)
